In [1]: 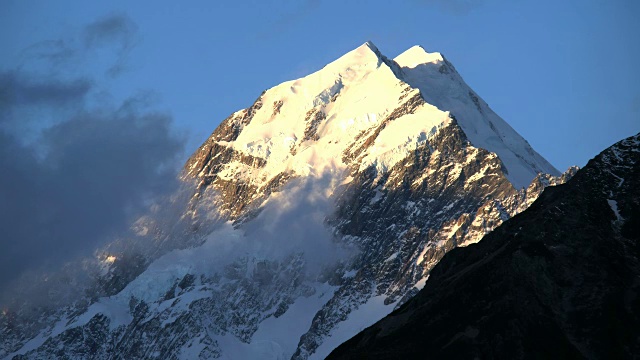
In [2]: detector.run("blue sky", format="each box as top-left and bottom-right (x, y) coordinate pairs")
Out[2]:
(2, 0), (638, 170)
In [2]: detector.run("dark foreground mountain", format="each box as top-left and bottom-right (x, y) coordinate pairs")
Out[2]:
(329, 133), (640, 359)
(2, 42), (569, 359)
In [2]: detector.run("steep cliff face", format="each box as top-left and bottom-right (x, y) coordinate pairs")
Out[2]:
(328, 133), (640, 360)
(2, 42), (567, 360)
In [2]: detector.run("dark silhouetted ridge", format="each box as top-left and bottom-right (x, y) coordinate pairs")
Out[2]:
(329, 133), (640, 359)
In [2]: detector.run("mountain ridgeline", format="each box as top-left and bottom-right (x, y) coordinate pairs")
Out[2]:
(3, 42), (573, 359)
(329, 133), (640, 359)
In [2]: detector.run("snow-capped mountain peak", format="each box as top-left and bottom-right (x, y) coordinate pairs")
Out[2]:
(394, 45), (443, 68)
(395, 46), (559, 188)
(308, 40), (388, 83)
(2, 42), (571, 360)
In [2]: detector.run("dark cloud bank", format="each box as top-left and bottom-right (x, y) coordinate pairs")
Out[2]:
(0, 14), (184, 300)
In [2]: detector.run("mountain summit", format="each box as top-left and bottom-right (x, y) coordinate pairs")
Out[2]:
(3, 42), (569, 360)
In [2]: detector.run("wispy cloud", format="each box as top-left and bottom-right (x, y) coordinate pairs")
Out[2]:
(19, 39), (78, 67)
(17, 12), (140, 77)
(83, 13), (139, 76)
(83, 13), (138, 50)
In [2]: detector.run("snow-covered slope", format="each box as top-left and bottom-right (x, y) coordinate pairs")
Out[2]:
(185, 42), (454, 198)
(395, 45), (558, 188)
(186, 42), (556, 194)
(2, 42), (569, 360)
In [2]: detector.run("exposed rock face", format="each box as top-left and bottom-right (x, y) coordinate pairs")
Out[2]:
(2, 42), (567, 360)
(328, 133), (640, 360)
(291, 120), (571, 359)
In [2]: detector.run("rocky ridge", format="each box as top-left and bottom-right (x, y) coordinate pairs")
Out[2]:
(329, 132), (640, 359)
